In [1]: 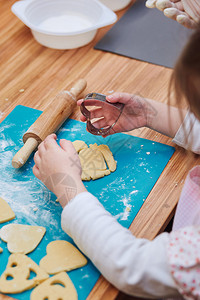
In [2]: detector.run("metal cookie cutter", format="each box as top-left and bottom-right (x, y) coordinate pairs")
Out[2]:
(80, 92), (124, 136)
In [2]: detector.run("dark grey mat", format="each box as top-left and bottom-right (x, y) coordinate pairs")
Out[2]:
(95, 0), (192, 68)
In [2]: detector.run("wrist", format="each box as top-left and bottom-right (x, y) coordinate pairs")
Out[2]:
(56, 177), (87, 208)
(141, 98), (158, 129)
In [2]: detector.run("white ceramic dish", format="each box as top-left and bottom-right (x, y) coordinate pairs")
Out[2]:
(11, 0), (117, 49)
(99, 0), (132, 11)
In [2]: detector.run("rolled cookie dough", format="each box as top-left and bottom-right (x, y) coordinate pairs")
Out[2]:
(0, 253), (49, 293)
(72, 140), (117, 181)
(0, 197), (15, 223)
(31, 272), (77, 300)
(39, 240), (87, 274)
(0, 224), (46, 254)
(72, 140), (88, 153)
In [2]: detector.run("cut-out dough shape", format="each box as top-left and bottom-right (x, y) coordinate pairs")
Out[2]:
(72, 140), (88, 153)
(72, 141), (116, 181)
(30, 272), (77, 300)
(91, 143), (117, 172)
(0, 247), (3, 253)
(0, 224), (46, 254)
(39, 240), (87, 274)
(0, 253), (49, 293)
(0, 197), (15, 223)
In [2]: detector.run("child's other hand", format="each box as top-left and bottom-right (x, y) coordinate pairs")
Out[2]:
(33, 134), (86, 208)
(145, 0), (197, 29)
(78, 93), (157, 136)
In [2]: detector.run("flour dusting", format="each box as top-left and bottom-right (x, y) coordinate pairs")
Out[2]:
(0, 124), (61, 239)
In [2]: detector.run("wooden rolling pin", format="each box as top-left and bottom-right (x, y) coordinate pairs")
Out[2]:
(12, 79), (87, 169)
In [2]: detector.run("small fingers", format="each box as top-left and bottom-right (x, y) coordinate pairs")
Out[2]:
(46, 133), (57, 140)
(32, 164), (41, 180)
(80, 115), (87, 122)
(106, 92), (132, 105)
(59, 139), (73, 152)
(90, 108), (104, 120)
(176, 14), (197, 29)
(60, 139), (77, 156)
(44, 134), (58, 150)
(59, 139), (80, 170)
(77, 99), (83, 106)
(163, 7), (185, 19)
(170, 0), (183, 10)
(37, 141), (46, 155)
(145, 0), (157, 8)
(156, 0), (174, 11)
(92, 118), (111, 130)
(34, 151), (41, 166)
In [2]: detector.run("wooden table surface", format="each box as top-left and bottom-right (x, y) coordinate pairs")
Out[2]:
(1, 1), (200, 299)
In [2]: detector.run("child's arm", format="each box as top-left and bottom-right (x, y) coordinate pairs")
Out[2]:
(78, 93), (187, 138)
(33, 136), (180, 298)
(78, 92), (200, 154)
(61, 192), (180, 298)
(33, 135), (199, 298)
(172, 110), (200, 154)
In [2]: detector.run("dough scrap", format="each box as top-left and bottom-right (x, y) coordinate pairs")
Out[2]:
(0, 224), (46, 254)
(39, 240), (87, 275)
(93, 144), (117, 172)
(72, 140), (88, 153)
(0, 247), (3, 253)
(0, 253), (49, 293)
(72, 141), (116, 181)
(30, 272), (77, 300)
(0, 197), (15, 223)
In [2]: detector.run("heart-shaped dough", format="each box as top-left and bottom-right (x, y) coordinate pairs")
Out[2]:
(0, 224), (46, 254)
(31, 272), (77, 300)
(0, 197), (15, 223)
(0, 253), (49, 293)
(39, 240), (87, 274)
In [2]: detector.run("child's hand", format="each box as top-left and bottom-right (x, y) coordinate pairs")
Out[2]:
(78, 93), (157, 136)
(33, 134), (86, 208)
(146, 0), (197, 29)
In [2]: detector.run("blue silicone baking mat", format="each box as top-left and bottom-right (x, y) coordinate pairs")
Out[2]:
(0, 105), (175, 299)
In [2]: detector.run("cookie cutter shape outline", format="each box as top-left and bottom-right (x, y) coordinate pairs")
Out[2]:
(80, 92), (124, 136)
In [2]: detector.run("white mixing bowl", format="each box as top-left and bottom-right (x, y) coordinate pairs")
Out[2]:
(11, 0), (117, 49)
(99, 0), (132, 11)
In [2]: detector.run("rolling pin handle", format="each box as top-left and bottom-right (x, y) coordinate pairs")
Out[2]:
(12, 79), (87, 169)
(69, 79), (87, 98)
(12, 137), (39, 169)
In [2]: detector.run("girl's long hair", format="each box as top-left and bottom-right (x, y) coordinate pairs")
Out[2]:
(171, 23), (200, 120)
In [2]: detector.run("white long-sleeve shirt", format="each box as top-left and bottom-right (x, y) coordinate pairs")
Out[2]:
(61, 111), (200, 299)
